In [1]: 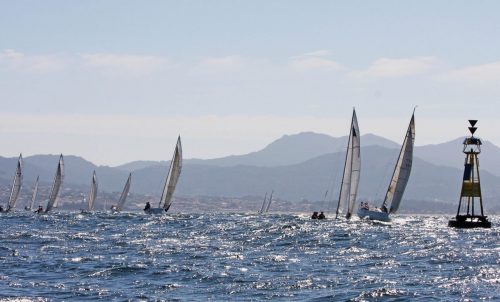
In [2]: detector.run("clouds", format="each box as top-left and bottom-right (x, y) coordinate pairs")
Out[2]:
(434, 61), (500, 84)
(0, 49), (68, 73)
(354, 57), (438, 78)
(2, 48), (499, 85)
(289, 50), (341, 71)
(81, 53), (168, 75)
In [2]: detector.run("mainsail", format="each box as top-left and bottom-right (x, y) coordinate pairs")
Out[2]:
(6, 154), (23, 212)
(159, 136), (183, 212)
(265, 190), (274, 213)
(28, 176), (39, 210)
(335, 109), (361, 219)
(87, 171), (98, 211)
(116, 173), (132, 211)
(45, 154), (65, 213)
(381, 113), (415, 214)
(258, 192), (268, 214)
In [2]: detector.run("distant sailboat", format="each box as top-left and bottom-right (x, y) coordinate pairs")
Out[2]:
(357, 112), (415, 221)
(5, 154), (23, 212)
(265, 190), (274, 213)
(25, 176), (39, 211)
(112, 173), (132, 212)
(258, 192), (268, 214)
(335, 109), (361, 219)
(82, 171), (98, 212)
(145, 136), (183, 214)
(45, 155), (65, 213)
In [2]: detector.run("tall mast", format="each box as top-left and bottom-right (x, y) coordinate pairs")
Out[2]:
(259, 192), (268, 214)
(29, 176), (39, 210)
(380, 111), (415, 213)
(6, 154), (23, 212)
(265, 190), (274, 213)
(159, 136), (183, 211)
(336, 109), (360, 219)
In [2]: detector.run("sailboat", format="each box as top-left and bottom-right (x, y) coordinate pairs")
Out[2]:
(45, 154), (65, 213)
(258, 192), (268, 214)
(25, 176), (39, 211)
(81, 171), (98, 212)
(111, 173), (132, 213)
(145, 136), (183, 214)
(335, 109), (361, 219)
(264, 190), (274, 213)
(357, 112), (415, 222)
(4, 154), (23, 212)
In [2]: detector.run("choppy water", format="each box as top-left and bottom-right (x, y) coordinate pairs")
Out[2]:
(0, 213), (498, 301)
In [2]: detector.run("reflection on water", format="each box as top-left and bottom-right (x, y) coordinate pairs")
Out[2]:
(0, 212), (498, 301)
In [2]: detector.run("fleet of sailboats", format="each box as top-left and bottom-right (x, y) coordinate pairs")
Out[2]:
(357, 112), (415, 222)
(0, 114), (416, 220)
(145, 136), (183, 214)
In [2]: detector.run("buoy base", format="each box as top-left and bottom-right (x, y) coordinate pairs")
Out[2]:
(448, 215), (491, 229)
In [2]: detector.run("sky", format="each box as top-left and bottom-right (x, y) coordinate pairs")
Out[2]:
(1, 1), (500, 166)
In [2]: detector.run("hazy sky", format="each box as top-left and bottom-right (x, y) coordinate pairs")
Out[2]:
(1, 1), (500, 165)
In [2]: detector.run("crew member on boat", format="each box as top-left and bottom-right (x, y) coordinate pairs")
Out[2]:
(144, 202), (151, 211)
(36, 205), (43, 214)
(311, 211), (318, 219)
(318, 211), (326, 219)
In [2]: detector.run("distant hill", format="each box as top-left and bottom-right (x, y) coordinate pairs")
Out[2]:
(128, 146), (500, 212)
(116, 132), (400, 170)
(415, 138), (500, 176)
(1, 133), (500, 214)
(0, 155), (130, 193)
(115, 160), (168, 172)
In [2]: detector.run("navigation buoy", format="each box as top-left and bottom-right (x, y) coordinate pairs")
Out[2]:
(448, 120), (491, 228)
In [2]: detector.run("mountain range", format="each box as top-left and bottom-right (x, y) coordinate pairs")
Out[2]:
(0, 132), (499, 212)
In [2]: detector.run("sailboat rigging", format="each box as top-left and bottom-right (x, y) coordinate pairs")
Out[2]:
(26, 176), (39, 211)
(112, 173), (132, 212)
(357, 112), (415, 221)
(145, 136), (183, 214)
(335, 109), (361, 219)
(83, 171), (98, 212)
(264, 190), (274, 213)
(5, 154), (23, 212)
(45, 154), (65, 213)
(258, 192), (268, 214)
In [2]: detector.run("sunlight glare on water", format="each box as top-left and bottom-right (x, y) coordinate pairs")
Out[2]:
(0, 212), (498, 301)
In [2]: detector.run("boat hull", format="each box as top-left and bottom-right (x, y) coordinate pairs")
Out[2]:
(357, 208), (390, 222)
(144, 207), (166, 215)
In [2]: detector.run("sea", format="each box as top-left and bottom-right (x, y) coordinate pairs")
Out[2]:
(0, 212), (498, 301)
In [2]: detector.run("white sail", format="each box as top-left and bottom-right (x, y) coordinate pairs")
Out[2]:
(265, 190), (274, 213)
(159, 136), (183, 211)
(45, 154), (65, 213)
(381, 113), (415, 214)
(6, 154), (23, 212)
(28, 176), (39, 210)
(87, 171), (98, 211)
(116, 173), (132, 211)
(259, 192), (268, 214)
(336, 109), (361, 219)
